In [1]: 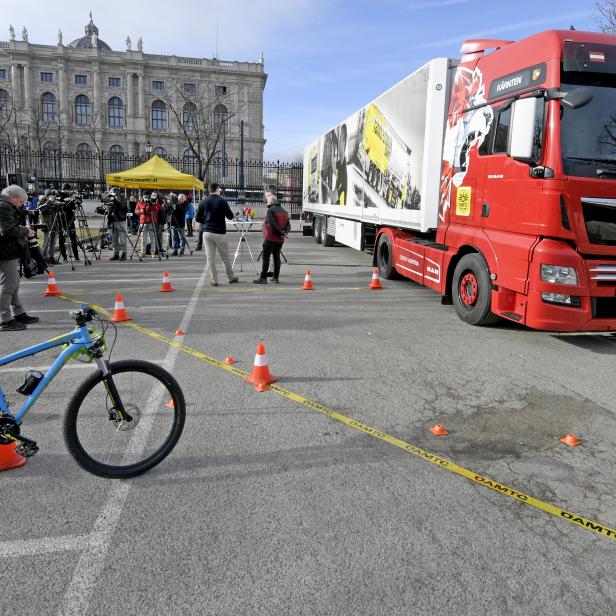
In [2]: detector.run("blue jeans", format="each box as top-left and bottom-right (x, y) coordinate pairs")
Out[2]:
(171, 227), (188, 253)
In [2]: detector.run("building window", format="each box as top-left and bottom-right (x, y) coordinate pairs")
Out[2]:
(76, 143), (93, 174)
(41, 72), (54, 82)
(108, 97), (125, 127)
(0, 89), (10, 118)
(153, 147), (167, 159)
(75, 94), (92, 126)
(109, 145), (124, 172)
(215, 85), (227, 96)
(75, 74), (87, 85)
(213, 103), (228, 133)
(151, 100), (167, 129)
(41, 92), (57, 124)
(0, 69), (6, 80)
(184, 83), (196, 94)
(152, 80), (165, 91)
(182, 148), (198, 175)
(43, 142), (59, 174)
(109, 77), (121, 87)
(183, 102), (197, 132)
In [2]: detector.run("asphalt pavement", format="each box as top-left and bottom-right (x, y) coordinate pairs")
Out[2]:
(1, 231), (616, 615)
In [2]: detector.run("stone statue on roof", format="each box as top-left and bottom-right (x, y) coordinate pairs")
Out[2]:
(126, 35), (132, 51)
(9, 25), (15, 41)
(58, 29), (63, 45)
(137, 37), (143, 52)
(21, 26), (28, 42)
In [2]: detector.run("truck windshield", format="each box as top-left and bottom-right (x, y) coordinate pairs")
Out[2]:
(560, 80), (616, 179)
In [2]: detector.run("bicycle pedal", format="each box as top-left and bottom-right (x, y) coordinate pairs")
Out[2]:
(14, 436), (39, 458)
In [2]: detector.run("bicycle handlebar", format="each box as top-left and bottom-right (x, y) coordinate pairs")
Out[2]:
(69, 305), (97, 324)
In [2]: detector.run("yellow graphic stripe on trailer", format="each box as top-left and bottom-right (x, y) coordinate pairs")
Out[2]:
(58, 294), (616, 543)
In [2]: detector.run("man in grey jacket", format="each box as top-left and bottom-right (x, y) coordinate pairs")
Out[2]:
(0, 185), (40, 331)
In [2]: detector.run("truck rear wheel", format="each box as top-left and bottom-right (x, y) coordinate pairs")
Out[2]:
(313, 217), (322, 244)
(452, 254), (500, 326)
(376, 234), (400, 279)
(320, 217), (335, 247)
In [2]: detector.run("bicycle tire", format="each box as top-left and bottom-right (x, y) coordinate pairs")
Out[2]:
(63, 359), (185, 478)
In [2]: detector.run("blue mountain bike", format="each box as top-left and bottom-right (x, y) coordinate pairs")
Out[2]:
(0, 306), (185, 478)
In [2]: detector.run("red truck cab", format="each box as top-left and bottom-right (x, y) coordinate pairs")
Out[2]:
(384, 30), (616, 331)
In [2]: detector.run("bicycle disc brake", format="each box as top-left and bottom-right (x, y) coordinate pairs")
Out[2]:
(112, 404), (141, 431)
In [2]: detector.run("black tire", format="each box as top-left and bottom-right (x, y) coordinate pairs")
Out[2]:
(375, 233), (400, 279)
(63, 360), (185, 478)
(313, 216), (322, 244)
(452, 253), (501, 326)
(321, 216), (335, 247)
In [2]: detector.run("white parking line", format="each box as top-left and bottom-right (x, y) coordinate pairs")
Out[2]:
(28, 306), (188, 314)
(59, 265), (208, 616)
(0, 533), (103, 558)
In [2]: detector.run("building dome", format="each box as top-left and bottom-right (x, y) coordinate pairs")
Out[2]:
(68, 14), (111, 50)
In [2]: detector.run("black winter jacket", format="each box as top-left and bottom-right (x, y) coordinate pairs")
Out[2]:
(0, 196), (27, 261)
(195, 195), (234, 234)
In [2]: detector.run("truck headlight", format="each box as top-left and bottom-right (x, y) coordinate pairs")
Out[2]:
(540, 264), (578, 285)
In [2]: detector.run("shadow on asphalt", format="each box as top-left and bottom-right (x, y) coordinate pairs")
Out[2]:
(553, 334), (616, 355)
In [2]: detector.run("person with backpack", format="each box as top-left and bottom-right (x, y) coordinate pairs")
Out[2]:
(0, 185), (40, 331)
(253, 188), (290, 284)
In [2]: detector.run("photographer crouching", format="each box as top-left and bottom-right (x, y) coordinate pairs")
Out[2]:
(105, 188), (128, 261)
(0, 185), (40, 332)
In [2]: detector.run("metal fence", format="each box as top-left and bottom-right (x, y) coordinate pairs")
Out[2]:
(0, 149), (304, 215)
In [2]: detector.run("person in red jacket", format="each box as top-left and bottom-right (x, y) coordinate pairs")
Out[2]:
(254, 188), (290, 284)
(135, 194), (161, 256)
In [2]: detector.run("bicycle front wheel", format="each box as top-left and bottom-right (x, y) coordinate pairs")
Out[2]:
(63, 360), (185, 478)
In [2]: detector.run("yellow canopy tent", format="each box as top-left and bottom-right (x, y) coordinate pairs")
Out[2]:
(105, 155), (204, 191)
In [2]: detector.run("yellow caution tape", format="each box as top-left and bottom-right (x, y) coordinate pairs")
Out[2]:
(59, 295), (616, 542)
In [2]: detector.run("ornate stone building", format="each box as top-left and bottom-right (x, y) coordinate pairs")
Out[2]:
(0, 15), (266, 168)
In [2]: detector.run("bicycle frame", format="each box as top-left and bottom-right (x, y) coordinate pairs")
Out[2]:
(0, 325), (95, 423)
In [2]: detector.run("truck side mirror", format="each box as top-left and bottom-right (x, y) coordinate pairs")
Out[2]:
(507, 97), (540, 163)
(561, 87), (593, 109)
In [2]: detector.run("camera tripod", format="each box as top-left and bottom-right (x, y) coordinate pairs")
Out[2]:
(93, 212), (139, 261)
(41, 205), (92, 271)
(130, 212), (168, 261)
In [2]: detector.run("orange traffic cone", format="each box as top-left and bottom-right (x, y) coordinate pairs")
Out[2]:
(160, 271), (174, 292)
(369, 268), (383, 290)
(429, 423), (448, 436)
(43, 271), (62, 297)
(0, 443), (27, 472)
(245, 342), (278, 388)
(303, 270), (315, 290)
(175, 328), (184, 336)
(110, 293), (132, 322)
(560, 433), (582, 447)
(224, 356), (235, 365)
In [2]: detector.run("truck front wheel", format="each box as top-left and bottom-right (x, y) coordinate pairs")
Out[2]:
(313, 217), (322, 244)
(452, 254), (500, 326)
(376, 234), (400, 279)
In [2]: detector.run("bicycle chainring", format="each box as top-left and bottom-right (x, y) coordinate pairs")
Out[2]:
(0, 415), (20, 445)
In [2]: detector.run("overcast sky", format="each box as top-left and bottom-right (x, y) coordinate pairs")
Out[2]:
(1, 0), (600, 160)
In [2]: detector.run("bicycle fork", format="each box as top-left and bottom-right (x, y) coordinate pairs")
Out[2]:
(95, 357), (133, 423)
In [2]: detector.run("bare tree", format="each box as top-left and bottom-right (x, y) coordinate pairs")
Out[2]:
(0, 91), (14, 148)
(163, 80), (244, 181)
(596, 0), (616, 33)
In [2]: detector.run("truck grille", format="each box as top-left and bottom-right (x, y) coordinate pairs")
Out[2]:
(589, 264), (616, 282)
(581, 199), (616, 246)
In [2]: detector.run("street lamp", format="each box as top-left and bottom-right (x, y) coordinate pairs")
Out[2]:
(145, 141), (153, 158)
